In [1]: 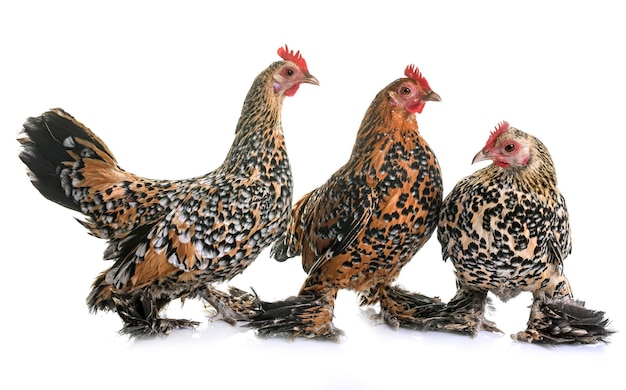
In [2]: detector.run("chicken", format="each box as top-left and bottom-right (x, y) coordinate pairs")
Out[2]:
(17, 45), (319, 338)
(428, 121), (613, 344)
(241, 64), (443, 340)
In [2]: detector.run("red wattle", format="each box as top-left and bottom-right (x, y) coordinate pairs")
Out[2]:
(285, 84), (300, 97)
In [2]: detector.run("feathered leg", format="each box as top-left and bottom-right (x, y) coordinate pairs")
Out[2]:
(88, 274), (198, 338)
(436, 288), (502, 335)
(389, 287), (501, 336)
(245, 288), (344, 341)
(513, 274), (614, 344)
(374, 285), (446, 329)
(201, 286), (261, 326)
(513, 298), (614, 344)
(113, 292), (199, 338)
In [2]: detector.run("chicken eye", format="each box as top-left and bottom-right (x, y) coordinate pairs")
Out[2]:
(504, 143), (516, 153)
(401, 86), (412, 95)
(285, 68), (294, 76)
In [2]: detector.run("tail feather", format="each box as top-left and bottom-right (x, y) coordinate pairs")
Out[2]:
(18, 108), (117, 212)
(18, 108), (170, 241)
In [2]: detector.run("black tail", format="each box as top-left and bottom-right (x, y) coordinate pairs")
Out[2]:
(18, 108), (117, 212)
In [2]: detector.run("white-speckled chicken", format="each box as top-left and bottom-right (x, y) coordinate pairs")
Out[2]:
(17, 45), (318, 338)
(427, 121), (613, 344)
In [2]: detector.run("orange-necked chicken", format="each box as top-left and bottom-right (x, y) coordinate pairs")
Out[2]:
(242, 65), (443, 340)
(430, 121), (613, 344)
(17, 45), (319, 338)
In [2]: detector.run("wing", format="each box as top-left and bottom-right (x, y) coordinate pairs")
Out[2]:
(546, 191), (572, 272)
(270, 190), (314, 262)
(104, 172), (278, 288)
(300, 174), (375, 275)
(437, 174), (476, 262)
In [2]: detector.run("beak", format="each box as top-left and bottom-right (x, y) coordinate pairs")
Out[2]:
(303, 73), (320, 86)
(422, 90), (441, 102)
(472, 149), (491, 164)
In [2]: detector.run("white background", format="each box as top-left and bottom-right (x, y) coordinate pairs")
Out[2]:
(1, 1), (623, 389)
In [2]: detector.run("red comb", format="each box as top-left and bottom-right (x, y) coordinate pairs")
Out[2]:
(404, 64), (431, 90)
(486, 121), (510, 148)
(277, 45), (309, 73)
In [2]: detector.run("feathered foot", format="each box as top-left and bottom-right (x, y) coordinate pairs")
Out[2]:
(114, 295), (199, 338)
(512, 298), (614, 344)
(375, 285), (446, 329)
(390, 288), (501, 336)
(245, 291), (344, 341)
(201, 286), (261, 326)
(433, 289), (502, 335)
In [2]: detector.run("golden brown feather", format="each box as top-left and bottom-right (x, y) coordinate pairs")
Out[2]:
(242, 64), (443, 340)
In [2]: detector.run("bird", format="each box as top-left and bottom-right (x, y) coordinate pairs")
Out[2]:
(241, 64), (443, 340)
(427, 121), (614, 344)
(17, 45), (319, 338)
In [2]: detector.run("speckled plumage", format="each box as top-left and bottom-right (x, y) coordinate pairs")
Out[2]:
(17, 46), (318, 338)
(412, 122), (613, 344)
(243, 65), (443, 340)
